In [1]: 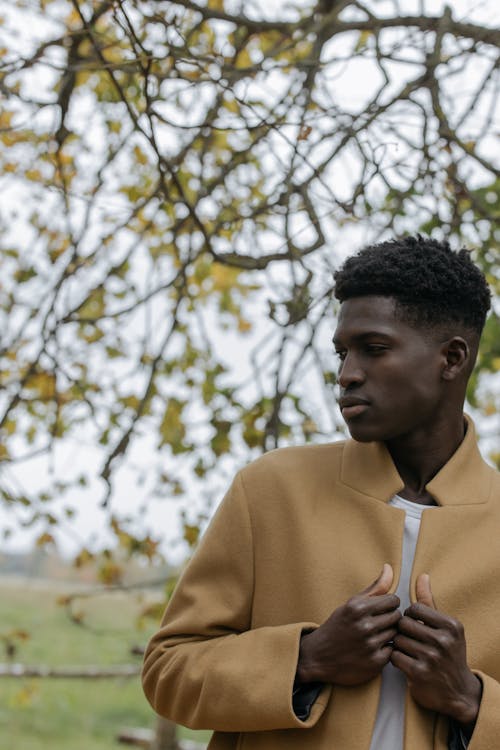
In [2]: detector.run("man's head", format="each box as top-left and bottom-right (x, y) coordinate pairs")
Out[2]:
(332, 236), (491, 443)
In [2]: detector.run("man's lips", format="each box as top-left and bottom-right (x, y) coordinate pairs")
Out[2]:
(339, 397), (370, 419)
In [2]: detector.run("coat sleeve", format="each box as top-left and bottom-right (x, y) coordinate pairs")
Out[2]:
(141, 471), (332, 732)
(467, 671), (500, 749)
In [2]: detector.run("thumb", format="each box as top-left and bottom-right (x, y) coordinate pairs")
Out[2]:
(360, 563), (393, 597)
(416, 573), (436, 608)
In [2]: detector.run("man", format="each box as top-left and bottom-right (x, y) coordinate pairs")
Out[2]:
(142, 236), (499, 749)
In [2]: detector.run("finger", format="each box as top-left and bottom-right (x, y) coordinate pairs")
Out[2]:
(393, 633), (433, 659)
(370, 627), (399, 648)
(398, 615), (435, 642)
(359, 594), (401, 617)
(405, 602), (449, 629)
(369, 607), (402, 631)
(390, 648), (417, 676)
(377, 644), (394, 665)
(416, 573), (436, 609)
(360, 563), (393, 597)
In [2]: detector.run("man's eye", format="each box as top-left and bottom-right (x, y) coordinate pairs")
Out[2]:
(335, 351), (346, 361)
(366, 345), (387, 355)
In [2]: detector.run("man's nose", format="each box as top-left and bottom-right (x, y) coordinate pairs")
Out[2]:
(338, 352), (365, 388)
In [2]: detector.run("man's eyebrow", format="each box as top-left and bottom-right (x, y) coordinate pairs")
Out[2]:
(332, 331), (394, 346)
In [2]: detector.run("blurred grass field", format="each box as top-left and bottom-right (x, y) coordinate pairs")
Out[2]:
(1, 578), (210, 749)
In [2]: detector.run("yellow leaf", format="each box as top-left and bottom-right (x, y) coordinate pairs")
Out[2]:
(183, 523), (200, 548)
(355, 30), (373, 52)
(75, 70), (91, 86)
(182, 67), (201, 81)
(107, 120), (122, 134)
(159, 398), (188, 453)
(73, 548), (94, 568)
(65, 8), (83, 27)
(223, 98), (240, 114)
(235, 48), (253, 70)
(212, 264), (241, 291)
(36, 532), (55, 547)
(0, 110), (13, 129)
(122, 394), (141, 410)
(133, 144), (148, 165)
(258, 30), (285, 55)
(302, 418), (318, 435)
(98, 560), (123, 585)
(2, 418), (16, 435)
(101, 44), (125, 65)
(78, 287), (105, 319)
(55, 151), (74, 167)
(49, 243), (69, 263)
(237, 318), (252, 333)
(211, 430), (231, 456)
(25, 372), (57, 399)
(120, 184), (143, 203)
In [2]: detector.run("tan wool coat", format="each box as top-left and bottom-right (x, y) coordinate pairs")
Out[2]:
(142, 418), (500, 750)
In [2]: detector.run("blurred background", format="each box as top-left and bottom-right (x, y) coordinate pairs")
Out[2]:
(0, 0), (499, 747)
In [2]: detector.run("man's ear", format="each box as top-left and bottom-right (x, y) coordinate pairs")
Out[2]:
(441, 337), (470, 381)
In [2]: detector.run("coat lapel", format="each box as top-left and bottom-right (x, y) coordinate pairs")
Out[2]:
(340, 415), (493, 507)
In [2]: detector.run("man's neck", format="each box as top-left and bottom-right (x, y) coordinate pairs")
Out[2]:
(385, 415), (466, 506)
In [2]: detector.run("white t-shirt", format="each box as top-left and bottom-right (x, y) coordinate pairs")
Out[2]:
(369, 495), (430, 750)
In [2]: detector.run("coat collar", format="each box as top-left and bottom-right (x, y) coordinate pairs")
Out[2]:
(340, 415), (494, 506)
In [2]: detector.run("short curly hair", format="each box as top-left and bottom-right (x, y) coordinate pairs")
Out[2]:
(333, 235), (491, 335)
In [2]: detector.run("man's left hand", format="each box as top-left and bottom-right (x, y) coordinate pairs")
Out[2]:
(390, 573), (482, 727)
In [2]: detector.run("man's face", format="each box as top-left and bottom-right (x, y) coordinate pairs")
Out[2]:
(333, 296), (446, 443)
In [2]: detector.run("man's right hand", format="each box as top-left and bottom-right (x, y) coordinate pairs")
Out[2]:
(295, 563), (401, 686)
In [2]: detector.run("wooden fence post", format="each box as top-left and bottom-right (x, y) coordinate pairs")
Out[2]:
(152, 716), (179, 750)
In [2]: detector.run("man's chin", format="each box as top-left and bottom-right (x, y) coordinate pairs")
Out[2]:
(344, 420), (385, 443)
(348, 430), (377, 443)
